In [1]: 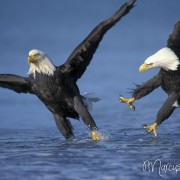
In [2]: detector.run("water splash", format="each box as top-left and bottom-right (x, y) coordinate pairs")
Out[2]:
(89, 130), (112, 140)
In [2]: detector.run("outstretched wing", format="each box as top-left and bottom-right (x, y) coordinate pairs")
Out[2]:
(0, 74), (32, 93)
(167, 21), (180, 56)
(61, 0), (136, 81)
(132, 71), (162, 100)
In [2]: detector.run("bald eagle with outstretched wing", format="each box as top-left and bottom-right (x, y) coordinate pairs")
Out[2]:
(120, 21), (180, 137)
(0, 0), (136, 140)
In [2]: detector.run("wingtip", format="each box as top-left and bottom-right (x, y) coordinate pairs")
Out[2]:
(127, 0), (136, 7)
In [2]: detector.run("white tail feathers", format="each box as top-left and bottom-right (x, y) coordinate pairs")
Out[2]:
(82, 92), (101, 111)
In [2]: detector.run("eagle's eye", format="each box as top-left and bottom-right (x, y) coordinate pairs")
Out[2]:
(34, 53), (40, 57)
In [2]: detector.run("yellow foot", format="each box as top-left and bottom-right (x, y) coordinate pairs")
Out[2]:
(144, 123), (158, 136)
(92, 131), (102, 141)
(119, 97), (135, 110)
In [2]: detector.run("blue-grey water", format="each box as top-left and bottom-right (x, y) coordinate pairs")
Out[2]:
(0, 0), (180, 179)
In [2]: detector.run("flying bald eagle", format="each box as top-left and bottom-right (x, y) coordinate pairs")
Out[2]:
(0, 0), (136, 140)
(120, 21), (180, 136)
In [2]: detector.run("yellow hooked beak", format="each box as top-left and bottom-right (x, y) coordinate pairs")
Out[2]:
(28, 55), (37, 64)
(139, 63), (153, 73)
(28, 55), (32, 64)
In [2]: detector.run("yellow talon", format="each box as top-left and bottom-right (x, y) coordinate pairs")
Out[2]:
(92, 130), (102, 141)
(119, 97), (135, 110)
(144, 123), (158, 136)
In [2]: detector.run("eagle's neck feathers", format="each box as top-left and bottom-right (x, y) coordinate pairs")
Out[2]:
(160, 47), (180, 71)
(28, 58), (56, 78)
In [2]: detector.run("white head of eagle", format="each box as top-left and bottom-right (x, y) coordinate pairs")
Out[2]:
(139, 47), (179, 72)
(28, 49), (56, 78)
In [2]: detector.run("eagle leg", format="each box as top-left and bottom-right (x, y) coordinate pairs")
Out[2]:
(74, 96), (102, 140)
(143, 93), (177, 137)
(144, 123), (158, 136)
(119, 96), (135, 110)
(53, 114), (74, 139)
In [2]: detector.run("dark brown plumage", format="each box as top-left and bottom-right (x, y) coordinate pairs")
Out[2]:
(0, 0), (136, 139)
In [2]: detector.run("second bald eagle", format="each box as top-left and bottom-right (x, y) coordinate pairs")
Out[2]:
(120, 21), (180, 136)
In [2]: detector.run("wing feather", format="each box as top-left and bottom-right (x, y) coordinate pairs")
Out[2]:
(167, 21), (180, 57)
(0, 74), (32, 93)
(61, 0), (136, 81)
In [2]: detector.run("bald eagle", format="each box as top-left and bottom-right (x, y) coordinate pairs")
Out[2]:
(0, 0), (136, 140)
(120, 21), (180, 136)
